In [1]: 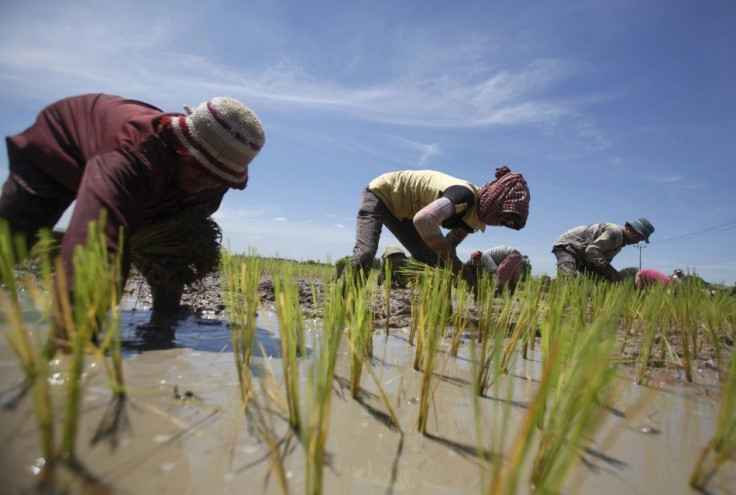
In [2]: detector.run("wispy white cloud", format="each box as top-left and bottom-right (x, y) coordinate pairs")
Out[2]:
(383, 136), (441, 167)
(675, 182), (705, 191)
(0, 0), (595, 139)
(653, 175), (682, 184)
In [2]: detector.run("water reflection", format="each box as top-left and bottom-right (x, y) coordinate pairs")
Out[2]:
(118, 308), (282, 358)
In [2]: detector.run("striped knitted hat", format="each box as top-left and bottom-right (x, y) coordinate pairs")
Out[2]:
(166, 97), (265, 190)
(477, 166), (530, 229)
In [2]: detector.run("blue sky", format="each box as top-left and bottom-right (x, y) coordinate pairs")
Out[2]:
(1, 0), (735, 283)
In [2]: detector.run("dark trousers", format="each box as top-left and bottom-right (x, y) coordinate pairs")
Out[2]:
(351, 189), (440, 278)
(0, 147), (75, 253)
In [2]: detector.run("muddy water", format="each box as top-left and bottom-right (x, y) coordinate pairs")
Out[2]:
(1, 305), (734, 494)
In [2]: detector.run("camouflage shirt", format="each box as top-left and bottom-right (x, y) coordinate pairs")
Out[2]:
(552, 223), (626, 270)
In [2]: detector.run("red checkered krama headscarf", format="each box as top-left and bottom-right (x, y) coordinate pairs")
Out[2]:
(477, 166), (530, 229)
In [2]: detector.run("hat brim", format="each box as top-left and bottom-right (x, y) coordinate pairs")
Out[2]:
(628, 222), (651, 244)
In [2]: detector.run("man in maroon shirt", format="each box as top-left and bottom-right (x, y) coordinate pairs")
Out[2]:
(0, 93), (265, 318)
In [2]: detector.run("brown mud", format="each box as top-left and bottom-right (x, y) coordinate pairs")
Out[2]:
(1, 271), (734, 494)
(126, 270), (728, 381)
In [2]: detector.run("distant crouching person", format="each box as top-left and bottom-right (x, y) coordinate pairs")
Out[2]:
(552, 218), (654, 282)
(469, 246), (523, 294)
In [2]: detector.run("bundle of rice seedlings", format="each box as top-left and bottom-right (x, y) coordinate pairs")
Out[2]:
(130, 205), (222, 291)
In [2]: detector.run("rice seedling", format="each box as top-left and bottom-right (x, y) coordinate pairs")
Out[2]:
(723, 296), (736, 350)
(58, 217), (124, 459)
(273, 271), (306, 433)
(470, 335), (516, 494)
(88, 236), (129, 451)
(475, 289), (514, 396)
(449, 277), (473, 357)
(0, 224), (57, 475)
(245, 342), (292, 495)
(0, 221), (24, 298)
(529, 316), (619, 492)
(635, 287), (668, 385)
(473, 271), (499, 344)
(221, 250), (262, 403)
(381, 260), (392, 335)
(702, 290), (731, 371)
(564, 275), (591, 331)
(345, 275), (374, 399)
(617, 282), (645, 356)
(414, 264), (453, 434)
(409, 267), (431, 367)
(471, 271), (505, 396)
(255, 253), (335, 282)
(670, 278), (706, 382)
(1, 215), (126, 480)
(499, 276), (546, 374)
(690, 346), (736, 491)
(488, 340), (560, 495)
(303, 278), (346, 494)
(517, 280), (544, 362)
(76, 223), (125, 401)
(406, 266), (430, 350)
(488, 313), (620, 495)
(539, 278), (568, 357)
(587, 276), (627, 323)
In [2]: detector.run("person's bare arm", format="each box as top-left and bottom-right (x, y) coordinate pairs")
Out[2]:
(413, 197), (464, 273)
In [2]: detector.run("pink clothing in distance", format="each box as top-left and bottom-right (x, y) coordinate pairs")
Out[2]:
(635, 269), (670, 287)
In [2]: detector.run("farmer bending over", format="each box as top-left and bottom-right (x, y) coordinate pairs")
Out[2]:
(552, 218), (654, 282)
(377, 245), (410, 288)
(0, 93), (265, 320)
(469, 245), (524, 294)
(634, 268), (671, 289)
(347, 167), (530, 287)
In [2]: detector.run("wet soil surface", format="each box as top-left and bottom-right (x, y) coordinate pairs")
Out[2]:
(124, 269), (418, 329)
(3, 269), (735, 495)
(124, 269), (731, 388)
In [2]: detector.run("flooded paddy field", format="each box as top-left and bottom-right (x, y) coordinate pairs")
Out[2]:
(1, 272), (735, 494)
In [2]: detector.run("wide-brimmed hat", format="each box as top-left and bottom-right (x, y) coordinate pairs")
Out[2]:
(627, 217), (655, 243)
(167, 97), (265, 190)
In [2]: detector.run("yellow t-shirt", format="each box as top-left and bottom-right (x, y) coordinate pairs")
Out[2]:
(368, 170), (485, 232)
